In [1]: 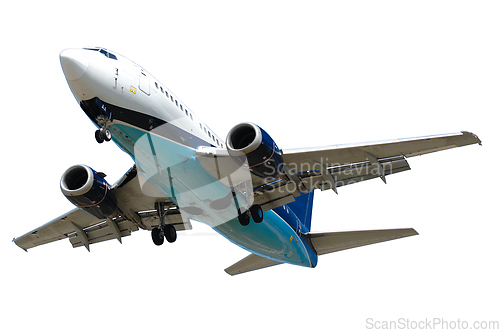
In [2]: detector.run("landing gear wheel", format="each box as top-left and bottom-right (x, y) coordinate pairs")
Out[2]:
(95, 129), (104, 144)
(164, 224), (177, 243)
(103, 128), (112, 141)
(250, 205), (264, 223)
(151, 227), (164, 246)
(238, 211), (251, 226)
(95, 128), (111, 143)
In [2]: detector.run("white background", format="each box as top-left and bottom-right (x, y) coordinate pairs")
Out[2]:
(2, 1), (498, 332)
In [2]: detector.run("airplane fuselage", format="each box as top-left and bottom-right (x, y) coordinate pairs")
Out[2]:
(60, 48), (318, 268)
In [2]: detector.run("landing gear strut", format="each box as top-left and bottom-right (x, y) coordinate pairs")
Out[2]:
(151, 202), (177, 246)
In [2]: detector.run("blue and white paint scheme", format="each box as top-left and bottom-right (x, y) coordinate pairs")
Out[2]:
(13, 48), (481, 275)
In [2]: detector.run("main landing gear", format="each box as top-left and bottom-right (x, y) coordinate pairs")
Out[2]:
(152, 224), (177, 245)
(238, 204), (264, 226)
(151, 202), (177, 246)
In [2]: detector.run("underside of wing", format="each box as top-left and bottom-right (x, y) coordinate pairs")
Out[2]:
(13, 208), (99, 251)
(198, 132), (481, 212)
(13, 165), (192, 252)
(282, 131), (481, 169)
(12, 208), (140, 251)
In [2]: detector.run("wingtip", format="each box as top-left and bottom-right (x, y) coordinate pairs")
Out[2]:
(12, 238), (28, 252)
(462, 131), (482, 146)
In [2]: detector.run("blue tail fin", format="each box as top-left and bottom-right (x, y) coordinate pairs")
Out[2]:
(287, 191), (315, 231)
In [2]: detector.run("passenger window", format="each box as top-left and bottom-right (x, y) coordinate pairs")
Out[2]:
(171, 96), (173, 102)
(160, 87), (164, 93)
(175, 100), (178, 106)
(155, 82), (158, 89)
(166, 91), (169, 98)
(190, 114), (193, 120)
(180, 104), (183, 111)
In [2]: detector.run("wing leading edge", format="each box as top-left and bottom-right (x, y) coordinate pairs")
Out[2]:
(282, 131), (481, 168)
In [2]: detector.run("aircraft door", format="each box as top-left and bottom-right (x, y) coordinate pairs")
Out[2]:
(139, 70), (150, 95)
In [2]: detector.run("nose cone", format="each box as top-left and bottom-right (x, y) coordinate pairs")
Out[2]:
(60, 49), (89, 80)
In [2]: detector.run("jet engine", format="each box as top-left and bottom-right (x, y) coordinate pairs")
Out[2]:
(226, 122), (284, 179)
(60, 165), (117, 219)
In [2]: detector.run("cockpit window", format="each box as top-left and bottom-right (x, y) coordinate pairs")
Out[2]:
(99, 49), (117, 60)
(84, 47), (117, 60)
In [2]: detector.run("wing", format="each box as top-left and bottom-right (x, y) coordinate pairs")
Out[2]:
(13, 165), (192, 252)
(281, 131), (482, 193)
(198, 131), (481, 211)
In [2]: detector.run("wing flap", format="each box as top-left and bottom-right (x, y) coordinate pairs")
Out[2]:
(225, 254), (283, 276)
(300, 155), (411, 191)
(69, 219), (139, 248)
(308, 228), (418, 255)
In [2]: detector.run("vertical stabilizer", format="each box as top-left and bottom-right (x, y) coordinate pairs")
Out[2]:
(287, 191), (315, 230)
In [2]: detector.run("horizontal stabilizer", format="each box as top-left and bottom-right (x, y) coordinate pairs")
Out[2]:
(225, 254), (283, 276)
(224, 228), (417, 276)
(308, 228), (418, 255)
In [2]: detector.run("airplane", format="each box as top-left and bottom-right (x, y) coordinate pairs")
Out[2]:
(13, 47), (482, 275)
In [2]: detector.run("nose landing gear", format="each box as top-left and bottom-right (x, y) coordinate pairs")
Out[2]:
(93, 98), (112, 144)
(95, 127), (112, 143)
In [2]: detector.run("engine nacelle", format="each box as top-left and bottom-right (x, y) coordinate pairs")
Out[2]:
(226, 122), (284, 179)
(60, 165), (117, 219)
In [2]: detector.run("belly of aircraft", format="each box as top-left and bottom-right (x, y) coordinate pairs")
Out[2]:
(108, 121), (316, 267)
